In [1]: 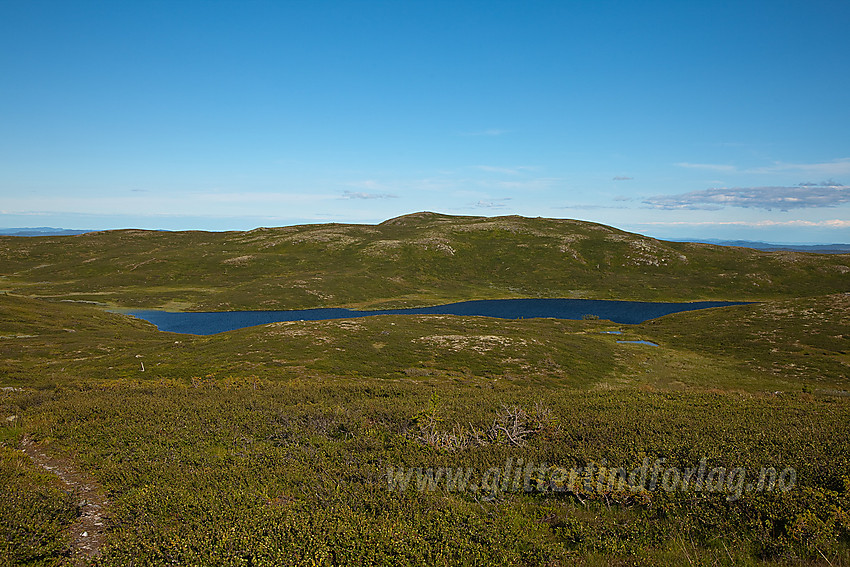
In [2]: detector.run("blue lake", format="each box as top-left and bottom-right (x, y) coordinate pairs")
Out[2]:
(128, 298), (749, 335)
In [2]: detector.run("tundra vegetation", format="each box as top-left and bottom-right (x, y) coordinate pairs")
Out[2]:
(1, 213), (849, 566)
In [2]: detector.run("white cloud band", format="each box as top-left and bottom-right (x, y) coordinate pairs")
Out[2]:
(644, 184), (850, 211)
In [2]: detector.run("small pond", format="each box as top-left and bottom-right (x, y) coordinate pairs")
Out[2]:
(128, 298), (749, 335)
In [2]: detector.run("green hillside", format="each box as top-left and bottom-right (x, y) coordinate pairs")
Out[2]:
(1, 292), (849, 565)
(2, 212), (848, 310)
(1, 214), (849, 565)
(2, 291), (846, 392)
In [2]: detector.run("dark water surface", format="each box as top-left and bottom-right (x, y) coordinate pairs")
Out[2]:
(128, 298), (749, 335)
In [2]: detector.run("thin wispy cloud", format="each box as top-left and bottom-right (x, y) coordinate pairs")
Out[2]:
(749, 158), (850, 176)
(5, 191), (331, 211)
(202, 192), (333, 204)
(799, 180), (842, 186)
(612, 176), (634, 181)
(459, 128), (508, 137)
(554, 204), (629, 210)
(345, 180), (392, 190)
(471, 198), (512, 209)
(638, 219), (850, 228)
(493, 177), (563, 191)
(339, 190), (398, 200)
(644, 183), (850, 211)
(675, 158), (850, 176)
(474, 165), (535, 175)
(1, 191), (336, 219)
(675, 162), (738, 173)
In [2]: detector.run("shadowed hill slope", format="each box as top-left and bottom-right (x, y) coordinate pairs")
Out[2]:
(1, 212), (848, 310)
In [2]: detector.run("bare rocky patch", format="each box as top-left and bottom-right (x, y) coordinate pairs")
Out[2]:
(360, 239), (403, 258)
(222, 254), (255, 266)
(413, 334), (529, 353)
(606, 233), (689, 266)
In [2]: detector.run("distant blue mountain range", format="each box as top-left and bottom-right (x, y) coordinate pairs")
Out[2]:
(0, 227), (94, 237)
(669, 238), (850, 254)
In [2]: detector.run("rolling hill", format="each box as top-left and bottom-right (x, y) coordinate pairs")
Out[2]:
(1, 212), (848, 311)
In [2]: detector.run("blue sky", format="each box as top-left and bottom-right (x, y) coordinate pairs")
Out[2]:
(1, 0), (849, 242)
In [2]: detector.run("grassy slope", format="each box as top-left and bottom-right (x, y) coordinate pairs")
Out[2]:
(640, 293), (850, 389)
(4, 292), (846, 392)
(0, 444), (77, 566)
(1, 293), (849, 564)
(1, 212), (848, 310)
(2, 213), (849, 564)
